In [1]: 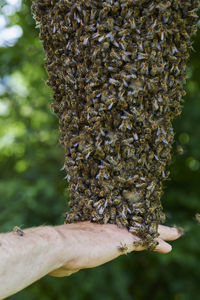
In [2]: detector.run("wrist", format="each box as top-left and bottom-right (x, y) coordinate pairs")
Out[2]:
(53, 224), (76, 268)
(30, 225), (67, 272)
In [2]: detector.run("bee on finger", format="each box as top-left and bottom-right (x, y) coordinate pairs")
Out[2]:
(13, 226), (24, 237)
(133, 240), (144, 249)
(195, 213), (200, 223)
(117, 242), (128, 254)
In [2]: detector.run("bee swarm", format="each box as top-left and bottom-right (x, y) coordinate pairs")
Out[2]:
(32, 0), (199, 250)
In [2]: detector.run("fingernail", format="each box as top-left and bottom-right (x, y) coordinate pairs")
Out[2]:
(155, 242), (172, 254)
(165, 243), (172, 253)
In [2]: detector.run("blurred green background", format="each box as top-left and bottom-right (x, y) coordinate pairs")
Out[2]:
(0, 1), (200, 299)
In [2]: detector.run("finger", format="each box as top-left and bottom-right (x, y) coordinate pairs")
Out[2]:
(158, 225), (183, 241)
(154, 238), (172, 253)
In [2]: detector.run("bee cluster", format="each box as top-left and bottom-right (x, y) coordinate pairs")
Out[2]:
(32, 0), (199, 250)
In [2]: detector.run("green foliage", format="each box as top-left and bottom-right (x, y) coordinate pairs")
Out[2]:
(0, 1), (200, 299)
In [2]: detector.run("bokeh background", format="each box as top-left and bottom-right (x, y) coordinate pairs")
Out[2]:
(0, 1), (200, 299)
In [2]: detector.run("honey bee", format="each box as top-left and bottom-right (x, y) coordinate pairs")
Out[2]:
(131, 216), (143, 223)
(116, 176), (126, 184)
(150, 65), (158, 76)
(96, 169), (110, 181)
(137, 52), (148, 60)
(93, 199), (104, 209)
(129, 225), (145, 236)
(147, 240), (159, 251)
(159, 212), (166, 224)
(116, 217), (128, 227)
(91, 211), (102, 222)
(195, 213), (200, 223)
(130, 202), (145, 209)
(118, 243), (128, 254)
(119, 119), (132, 132)
(129, 17), (136, 30)
(135, 182), (146, 188)
(94, 147), (105, 159)
(140, 62), (149, 75)
(132, 240), (144, 248)
(103, 213), (110, 224)
(147, 150), (154, 163)
(111, 207), (116, 220)
(113, 196), (122, 205)
(13, 226), (24, 237)
(107, 17), (114, 30)
(176, 145), (184, 155)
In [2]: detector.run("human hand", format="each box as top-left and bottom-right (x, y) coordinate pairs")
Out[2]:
(49, 222), (182, 277)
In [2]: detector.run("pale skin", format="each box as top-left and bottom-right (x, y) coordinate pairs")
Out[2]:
(0, 222), (181, 299)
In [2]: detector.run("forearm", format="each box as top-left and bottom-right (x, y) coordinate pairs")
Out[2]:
(0, 225), (67, 299)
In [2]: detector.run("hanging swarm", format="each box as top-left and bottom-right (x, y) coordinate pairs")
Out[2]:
(32, 0), (199, 250)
